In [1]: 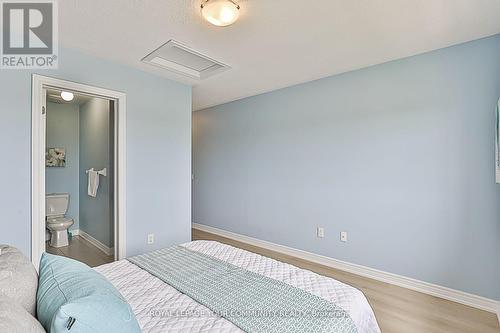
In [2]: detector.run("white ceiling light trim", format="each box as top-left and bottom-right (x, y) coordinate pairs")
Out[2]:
(201, 0), (240, 27)
(142, 40), (230, 80)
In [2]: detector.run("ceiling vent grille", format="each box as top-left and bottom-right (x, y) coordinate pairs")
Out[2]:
(142, 40), (230, 80)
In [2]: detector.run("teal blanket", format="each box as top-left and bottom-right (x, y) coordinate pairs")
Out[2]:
(128, 246), (357, 333)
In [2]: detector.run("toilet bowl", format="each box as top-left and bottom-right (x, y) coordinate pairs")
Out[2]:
(46, 217), (74, 247)
(46, 193), (74, 248)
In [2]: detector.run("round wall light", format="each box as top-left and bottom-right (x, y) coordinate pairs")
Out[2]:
(201, 0), (240, 27)
(60, 91), (74, 102)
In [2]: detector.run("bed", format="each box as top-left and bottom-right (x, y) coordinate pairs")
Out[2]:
(95, 240), (381, 333)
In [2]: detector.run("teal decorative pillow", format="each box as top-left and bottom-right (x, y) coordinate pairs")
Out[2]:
(37, 253), (141, 333)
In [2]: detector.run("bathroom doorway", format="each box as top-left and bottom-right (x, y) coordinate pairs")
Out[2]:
(31, 75), (126, 270)
(45, 90), (114, 266)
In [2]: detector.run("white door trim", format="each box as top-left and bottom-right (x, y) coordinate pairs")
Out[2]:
(31, 74), (127, 270)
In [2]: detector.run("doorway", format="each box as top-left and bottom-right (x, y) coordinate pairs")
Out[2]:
(32, 75), (126, 270)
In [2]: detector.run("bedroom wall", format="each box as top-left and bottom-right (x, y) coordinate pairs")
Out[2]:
(46, 102), (80, 232)
(0, 47), (192, 258)
(193, 34), (500, 300)
(79, 98), (113, 248)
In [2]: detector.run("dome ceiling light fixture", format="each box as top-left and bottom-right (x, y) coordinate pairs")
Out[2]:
(60, 91), (74, 102)
(201, 0), (240, 27)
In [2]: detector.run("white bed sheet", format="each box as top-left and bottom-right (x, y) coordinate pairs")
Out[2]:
(95, 240), (380, 333)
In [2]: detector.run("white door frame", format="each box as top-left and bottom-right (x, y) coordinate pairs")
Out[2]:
(31, 74), (127, 270)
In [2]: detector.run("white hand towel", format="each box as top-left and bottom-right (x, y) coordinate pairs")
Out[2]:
(88, 169), (99, 197)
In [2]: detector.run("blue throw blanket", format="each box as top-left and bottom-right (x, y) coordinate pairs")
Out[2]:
(128, 245), (357, 333)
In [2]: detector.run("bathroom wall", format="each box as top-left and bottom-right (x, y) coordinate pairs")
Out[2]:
(79, 98), (114, 248)
(46, 102), (80, 231)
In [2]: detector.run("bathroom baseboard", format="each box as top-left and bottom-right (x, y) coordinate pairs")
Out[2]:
(78, 230), (114, 256)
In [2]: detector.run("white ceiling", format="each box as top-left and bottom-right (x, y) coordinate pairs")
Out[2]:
(59, 0), (500, 111)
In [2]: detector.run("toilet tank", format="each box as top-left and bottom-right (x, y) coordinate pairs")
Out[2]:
(46, 193), (69, 217)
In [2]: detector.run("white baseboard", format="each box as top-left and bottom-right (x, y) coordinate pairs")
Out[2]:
(193, 223), (500, 315)
(78, 230), (114, 256)
(70, 229), (79, 236)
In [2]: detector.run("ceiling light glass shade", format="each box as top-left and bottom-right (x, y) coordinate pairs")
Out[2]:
(201, 0), (240, 27)
(60, 91), (74, 101)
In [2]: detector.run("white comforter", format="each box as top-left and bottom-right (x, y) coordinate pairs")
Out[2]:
(95, 241), (380, 333)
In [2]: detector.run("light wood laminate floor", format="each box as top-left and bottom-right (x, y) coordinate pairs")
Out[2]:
(192, 228), (500, 333)
(46, 235), (114, 267)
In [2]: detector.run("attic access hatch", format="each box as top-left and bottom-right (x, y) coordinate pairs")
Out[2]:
(142, 40), (230, 80)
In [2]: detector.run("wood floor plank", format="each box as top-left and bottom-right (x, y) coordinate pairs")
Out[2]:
(192, 228), (500, 333)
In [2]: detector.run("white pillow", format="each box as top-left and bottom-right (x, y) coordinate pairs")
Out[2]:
(0, 295), (45, 332)
(0, 244), (38, 316)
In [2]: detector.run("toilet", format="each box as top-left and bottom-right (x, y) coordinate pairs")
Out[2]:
(46, 193), (74, 248)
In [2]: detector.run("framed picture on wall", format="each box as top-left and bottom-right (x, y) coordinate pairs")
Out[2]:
(46, 148), (66, 167)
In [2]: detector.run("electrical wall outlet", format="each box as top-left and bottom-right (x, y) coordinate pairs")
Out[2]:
(340, 231), (348, 242)
(317, 227), (325, 238)
(147, 234), (155, 244)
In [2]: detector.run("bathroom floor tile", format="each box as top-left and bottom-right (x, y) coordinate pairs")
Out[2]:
(45, 244), (64, 256)
(45, 236), (114, 267)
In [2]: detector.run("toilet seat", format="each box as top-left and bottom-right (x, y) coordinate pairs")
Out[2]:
(46, 217), (74, 230)
(47, 217), (73, 224)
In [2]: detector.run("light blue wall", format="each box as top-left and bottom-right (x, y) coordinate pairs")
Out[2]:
(193, 35), (500, 300)
(79, 98), (113, 248)
(0, 47), (192, 258)
(46, 102), (80, 231)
